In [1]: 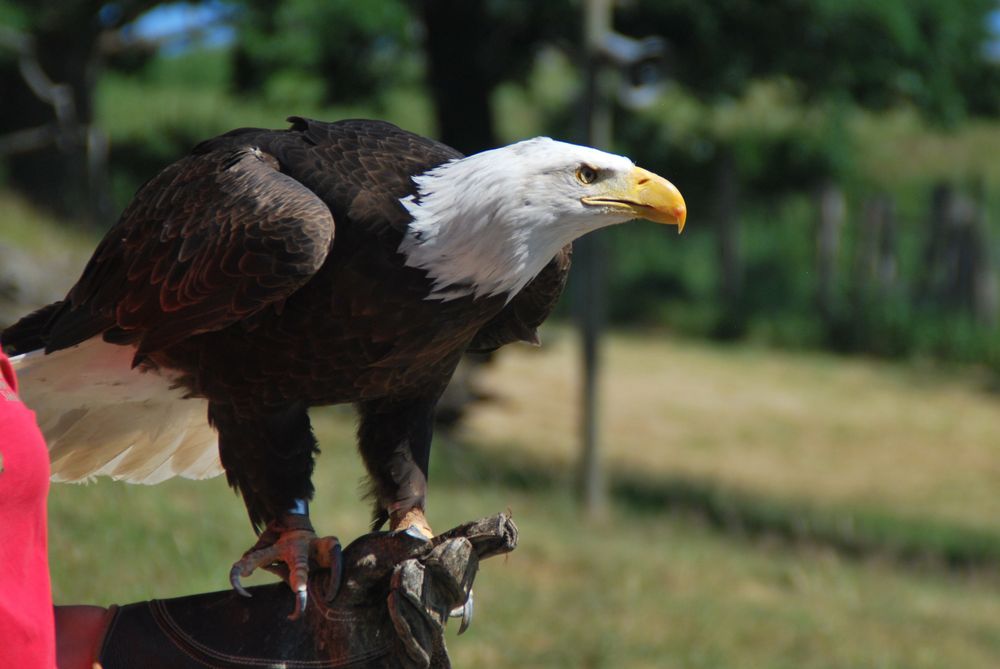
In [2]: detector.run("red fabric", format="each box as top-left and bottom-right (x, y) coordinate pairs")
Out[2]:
(0, 351), (56, 668)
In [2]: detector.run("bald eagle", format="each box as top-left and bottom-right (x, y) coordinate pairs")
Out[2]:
(2, 117), (685, 618)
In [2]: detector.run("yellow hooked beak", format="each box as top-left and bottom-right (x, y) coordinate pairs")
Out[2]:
(581, 166), (687, 233)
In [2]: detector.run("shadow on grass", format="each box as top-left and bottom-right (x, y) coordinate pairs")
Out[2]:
(433, 435), (1000, 573)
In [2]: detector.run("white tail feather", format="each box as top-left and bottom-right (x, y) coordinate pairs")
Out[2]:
(11, 338), (223, 484)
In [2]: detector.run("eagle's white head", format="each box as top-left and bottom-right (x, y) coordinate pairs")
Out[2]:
(398, 137), (686, 301)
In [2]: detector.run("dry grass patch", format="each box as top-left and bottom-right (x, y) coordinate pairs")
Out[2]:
(463, 329), (1000, 533)
(48, 407), (1000, 668)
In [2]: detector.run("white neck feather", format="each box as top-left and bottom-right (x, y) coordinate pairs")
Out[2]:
(397, 139), (631, 301)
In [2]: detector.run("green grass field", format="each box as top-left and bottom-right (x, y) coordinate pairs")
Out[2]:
(46, 335), (1000, 668)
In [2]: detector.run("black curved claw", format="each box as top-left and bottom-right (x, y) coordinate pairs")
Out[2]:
(288, 585), (308, 621)
(230, 563), (252, 598)
(326, 543), (344, 603)
(450, 589), (474, 635)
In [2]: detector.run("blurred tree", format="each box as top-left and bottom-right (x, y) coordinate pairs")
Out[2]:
(2, 0), (999, 366)
(420, 0), (574, 154)
(611, 0), (1000, 336)
(612, 0), (1000, 207)
(617, 0), (1000, 124)
(231, 0), (576, 155)
(231, 0), (414, 111)
(0, 0), (164, 221)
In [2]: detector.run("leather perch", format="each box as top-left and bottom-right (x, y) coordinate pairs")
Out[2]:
(95, 513), (518, 669)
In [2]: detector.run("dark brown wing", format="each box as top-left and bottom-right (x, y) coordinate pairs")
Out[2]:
(257, 117), (463, 240)
(467, 245), (572, 353)
(31, 117), (461, 359)
(45, 145), (335, 356)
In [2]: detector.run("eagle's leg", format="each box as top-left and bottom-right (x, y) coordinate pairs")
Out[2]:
(357, 397), (475, 632)
(211, 401), (340, 619)
(357, 398), (437, 537)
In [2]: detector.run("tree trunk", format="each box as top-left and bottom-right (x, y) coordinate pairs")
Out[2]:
(0, 23), (100, 220)
(0, 2), (160, 223)
(815, 178), (845, 320)
(420, 0), (498, 154)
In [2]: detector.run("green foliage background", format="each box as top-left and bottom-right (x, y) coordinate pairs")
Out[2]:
(91, 2), (1000, 372)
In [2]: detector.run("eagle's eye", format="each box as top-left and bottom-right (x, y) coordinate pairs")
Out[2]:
(576, 165), (598, 185)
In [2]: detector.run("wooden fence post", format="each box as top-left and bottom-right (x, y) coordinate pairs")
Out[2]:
(714, 148), (742, 334)
(916, 181), (996, 326)
(854, 193), (897, 298)
(816, 179), (846, 319)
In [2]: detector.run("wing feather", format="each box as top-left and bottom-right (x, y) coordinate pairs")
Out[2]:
(46, 146), (336, 356)
(11, 116), (460, 360)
